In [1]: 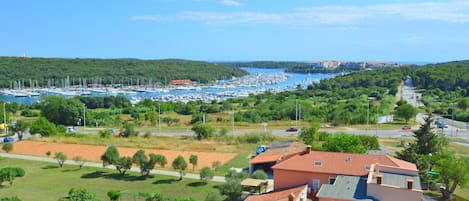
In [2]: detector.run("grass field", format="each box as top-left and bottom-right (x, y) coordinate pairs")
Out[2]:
(0, 157), (221, 201)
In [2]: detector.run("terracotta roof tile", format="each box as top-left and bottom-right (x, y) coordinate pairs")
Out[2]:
(250, 141), (306, 164)
(244, 185), (307, 201)
(272, 151), (417, 176)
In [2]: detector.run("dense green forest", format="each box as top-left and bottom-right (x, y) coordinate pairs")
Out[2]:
(0, 57), (247, 88)
(411, 60), (469, 121)
(218, 61), (361, 73)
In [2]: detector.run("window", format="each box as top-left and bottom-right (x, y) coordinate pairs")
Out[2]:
(365, 165), (371, 171)
(312, 179), (320, 191)
(314, 161), (322, 167)
(329, 177), (336, 184)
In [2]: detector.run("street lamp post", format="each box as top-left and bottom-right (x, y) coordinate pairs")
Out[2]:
(3, 102), (6, 134)
(367, 97), (375, 131)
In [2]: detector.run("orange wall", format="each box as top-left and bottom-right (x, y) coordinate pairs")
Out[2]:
(274, 169), (338, 191)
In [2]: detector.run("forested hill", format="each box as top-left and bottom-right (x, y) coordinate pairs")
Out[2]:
(411, 60), (469, 94)
(218, 61), (361, 73)
(218, 61), (311, 69)
(0, 57), (247, 88)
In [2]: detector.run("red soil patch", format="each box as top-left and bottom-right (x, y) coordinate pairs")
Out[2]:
(9, 141), (237, 170)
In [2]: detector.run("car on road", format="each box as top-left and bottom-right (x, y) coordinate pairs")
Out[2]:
(435, 121), (448, 129)
(286, 127), (299, 132)
(3, 137), (15, 143)
(402, 125), (412, 130)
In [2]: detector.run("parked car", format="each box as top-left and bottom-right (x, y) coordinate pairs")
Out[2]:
(286, 127), (299, 132)
(3, 137), (15, 143)
(402, 125), (412, 130)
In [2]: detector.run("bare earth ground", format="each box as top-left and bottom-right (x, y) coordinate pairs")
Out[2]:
(9, 141), (237, 170)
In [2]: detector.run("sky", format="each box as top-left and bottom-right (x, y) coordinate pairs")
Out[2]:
(1, 0), (469, 62)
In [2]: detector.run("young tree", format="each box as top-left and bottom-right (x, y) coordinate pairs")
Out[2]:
(191, 122), (215, 140)
(412, 115), (445, 155)
(172, 155), (188, 181)
(99, 129), (112, 139)
(298, 124), (319, 145)
(115, 156), (132, 176)
(395, 103), (418, 123)
(434, 152), (469, 200)
(45, 151), (51, 158)
(119, 122), (137, 137)
(154, 154), (167, 168)
(101, 146), (119, 167)
(189, 154), (198, 171)
(12, 120), (30, 141)
(73, 156), (86, 169)
(2, 142), (13, 153)
(199, 166), (214, 184)
(219, 178), (243, 201)
(251, 170), (268, 180)
(204, 190), (223, 201)
(212, 161), (221, 172)
(132, 150), (148, 176)
(144, 111), (158, 126)
(54, 152), (67, 168)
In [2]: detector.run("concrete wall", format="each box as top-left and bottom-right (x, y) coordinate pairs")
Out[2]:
(367, 183), (422, 201)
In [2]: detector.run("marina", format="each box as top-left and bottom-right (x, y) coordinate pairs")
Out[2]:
(0, 68), (338, 104)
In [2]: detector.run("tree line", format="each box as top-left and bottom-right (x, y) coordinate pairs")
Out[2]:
(0, 57), (247, 88)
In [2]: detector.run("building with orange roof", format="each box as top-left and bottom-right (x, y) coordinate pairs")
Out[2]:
(249, 141), (306, 178)
(244, 185), (308, 201)
(169, 79), (193, 85)
(270, 146), (421, 201)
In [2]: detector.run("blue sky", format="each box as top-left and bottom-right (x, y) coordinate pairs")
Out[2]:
(1, 0), (469, 62)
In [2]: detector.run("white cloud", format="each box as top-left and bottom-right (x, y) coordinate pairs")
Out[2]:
(132, 1), (469, 25)
(219, 0), (243, 7)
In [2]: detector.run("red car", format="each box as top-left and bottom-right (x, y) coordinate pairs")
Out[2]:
(402, 125), (412, 130)
(286, 127), (299, 132)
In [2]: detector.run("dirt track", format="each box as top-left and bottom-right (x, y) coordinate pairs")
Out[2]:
(8, 141), (237, 170)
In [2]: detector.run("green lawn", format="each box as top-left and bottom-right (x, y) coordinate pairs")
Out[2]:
(0, 158), (221, 201)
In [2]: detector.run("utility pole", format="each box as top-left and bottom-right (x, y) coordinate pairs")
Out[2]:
(231, 107), (234, 135)
(299, 104), (302, 127)
(3, 102), (6, 134)
(295, 98), (298, 127)
(83, 104), (86, 128)
(158, 103), (161, 134)
(376, 103), (379, 137)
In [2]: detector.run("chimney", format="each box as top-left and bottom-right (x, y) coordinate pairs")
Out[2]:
(376, 175), (382, 185)
(288, 193), (296, 201)
(305, 145), (311, 154)
(407, 179), (413, 190)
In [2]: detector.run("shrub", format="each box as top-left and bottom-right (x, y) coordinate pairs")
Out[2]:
(14, 168), (25, 177)
(99, 129), (112, 139)
(251, 170), (268, 180)
(0, 196), (21, 201)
